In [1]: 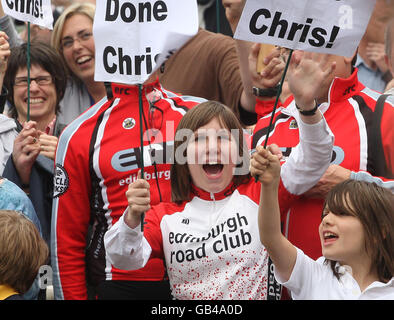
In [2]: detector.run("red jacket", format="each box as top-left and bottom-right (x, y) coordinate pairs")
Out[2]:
(51, 80), (205, 299)
(252, 70), (394, 260)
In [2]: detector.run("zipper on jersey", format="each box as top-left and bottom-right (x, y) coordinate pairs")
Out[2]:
(209, 192), (216, 227)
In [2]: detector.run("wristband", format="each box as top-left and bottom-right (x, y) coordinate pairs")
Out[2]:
(295, 100), (319, 116)
(252, 84), (280, 97)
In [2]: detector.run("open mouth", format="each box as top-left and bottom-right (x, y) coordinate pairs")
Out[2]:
(323, 231), (338, 244)
(202, 163), (224, 177)
(76, 56), (92, 65)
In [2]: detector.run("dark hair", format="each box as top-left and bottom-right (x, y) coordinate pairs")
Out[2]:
(3, 41), (68, 119)
(171, 101), (250, 203)
(323, 180), (394, 283)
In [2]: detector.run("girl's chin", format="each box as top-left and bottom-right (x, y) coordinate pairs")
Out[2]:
(200, 180), (232, 194)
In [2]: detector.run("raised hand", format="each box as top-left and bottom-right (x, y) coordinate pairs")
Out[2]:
(249, 43), (285, 91)
(250, 144), (281, 187)
(0, 31), (11, 88)
(287, 51), (336, 109)
(366, 42), (389, 73)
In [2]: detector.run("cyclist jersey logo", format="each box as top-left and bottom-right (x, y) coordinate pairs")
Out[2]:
(289, 119), (298, 129)
(54, 164), (69, 198)
(123, 118), (136, 130)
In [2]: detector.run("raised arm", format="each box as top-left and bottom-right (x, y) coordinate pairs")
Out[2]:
(278, 51), (336, 195)
(222, 0), (285, 114)
(250, 145), (296, 283)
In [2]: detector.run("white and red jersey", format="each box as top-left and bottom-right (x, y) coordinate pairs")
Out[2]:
(51, 80), (205, 300)
(104, 116), (334, 300)
(252, 70), (394, 260)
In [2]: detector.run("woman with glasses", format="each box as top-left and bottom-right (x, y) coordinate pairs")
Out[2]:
(0, 2), (102, 127)
(0, 40), (67, 253)
(51, 2), (106, 126)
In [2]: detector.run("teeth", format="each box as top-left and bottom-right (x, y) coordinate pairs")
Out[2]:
(324, 231), (337, 239)
(77, 56), (91, 64)
(29, 98), (44, 104)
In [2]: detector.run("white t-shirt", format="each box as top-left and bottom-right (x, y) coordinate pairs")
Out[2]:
(275, 248), (394, 300)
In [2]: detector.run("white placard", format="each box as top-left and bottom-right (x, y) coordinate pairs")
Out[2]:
(1, 0), (53, 29)
(234, 0), (376, 57)
(93, 0), (199, 85)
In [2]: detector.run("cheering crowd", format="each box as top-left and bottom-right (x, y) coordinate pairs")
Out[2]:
(0, 0), (393, 301)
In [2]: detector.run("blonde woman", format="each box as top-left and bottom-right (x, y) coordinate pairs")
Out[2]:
(51, 2), (106, 125)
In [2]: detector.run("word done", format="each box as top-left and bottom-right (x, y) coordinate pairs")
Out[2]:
(105, 0), (168, 23)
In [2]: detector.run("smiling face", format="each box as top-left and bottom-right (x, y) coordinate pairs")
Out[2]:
(61, 13), (95, 83)
(13, 64), (57, 126)
(319, 200), (369, 266)
(186, 117), (238, 194)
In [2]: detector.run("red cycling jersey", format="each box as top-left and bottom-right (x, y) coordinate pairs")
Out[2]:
(51, 80), (205, 300)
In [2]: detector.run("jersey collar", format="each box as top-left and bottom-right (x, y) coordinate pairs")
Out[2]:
(328, 68), (365, 104)
(191, 182), (238, 201)
(110, 77), (161, 100)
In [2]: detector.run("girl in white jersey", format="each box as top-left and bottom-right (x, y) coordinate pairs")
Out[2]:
(104, 52), (337, 299)
(252, 148), (394, 300)
(104, 98), (334, 299)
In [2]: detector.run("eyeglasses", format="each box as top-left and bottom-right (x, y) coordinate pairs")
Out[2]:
(61, 31), (93, 50)
(14, 75), (53, 87)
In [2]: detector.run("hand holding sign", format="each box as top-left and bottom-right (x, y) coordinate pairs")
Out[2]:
(249, 43), (284, 90)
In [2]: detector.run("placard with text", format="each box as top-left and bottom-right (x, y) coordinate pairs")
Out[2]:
(1, 0), (53, 29)
(93, 0), (198, 85)
(234, 0), (376, 57)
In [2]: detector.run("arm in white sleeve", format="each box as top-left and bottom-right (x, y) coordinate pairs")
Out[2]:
(104, 212), (152, 271)
(281, 112), (334, 195)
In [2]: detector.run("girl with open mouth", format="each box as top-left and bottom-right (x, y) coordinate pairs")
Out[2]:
(104, 96), (334, 300)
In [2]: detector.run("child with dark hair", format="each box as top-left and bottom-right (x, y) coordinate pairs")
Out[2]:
(252, 146), (394, 299)
(0, 210), (48, 300)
